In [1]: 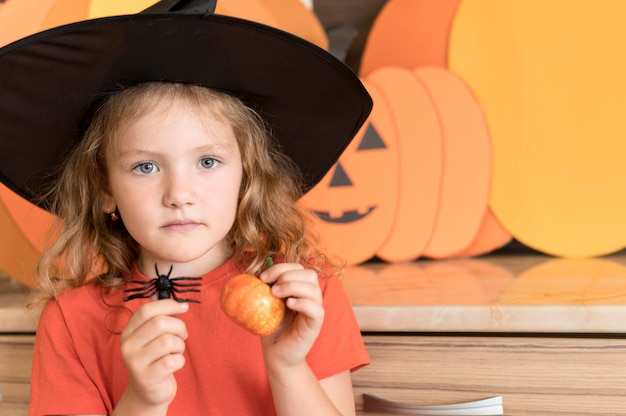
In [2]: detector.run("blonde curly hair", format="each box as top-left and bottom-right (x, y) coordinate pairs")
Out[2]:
(36, 82), (332, 300)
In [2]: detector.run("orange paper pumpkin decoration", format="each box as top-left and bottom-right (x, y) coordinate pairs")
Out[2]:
(414, 67), (492, 259)
(369, 67), (443, 262)
(302, 76), (400, 264)
(216, 0), (327, 49)
(449, 1), (626, 257)
(359, 0), (461, 77)
(453, 209), (512, 258)
(0, 183), (51, 287)
(304, 66), (499, 265)
(354, 0), (512, 262)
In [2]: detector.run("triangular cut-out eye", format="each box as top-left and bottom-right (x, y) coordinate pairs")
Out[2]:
(329, 162), (353, 187)
(357, 123), (386, 150)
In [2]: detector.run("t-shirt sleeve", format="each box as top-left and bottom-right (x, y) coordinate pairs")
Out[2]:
(29, 299), (108, 416)
(306, 273), (370, 380)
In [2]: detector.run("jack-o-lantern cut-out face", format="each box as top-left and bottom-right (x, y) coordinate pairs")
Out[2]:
(314, 124), (387, 224)
(302, 80), (399, 265)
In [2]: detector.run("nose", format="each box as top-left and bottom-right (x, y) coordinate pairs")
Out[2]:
(162, 170), (196, 208)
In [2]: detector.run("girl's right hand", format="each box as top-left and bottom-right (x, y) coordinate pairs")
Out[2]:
(118, 300), (189, 412)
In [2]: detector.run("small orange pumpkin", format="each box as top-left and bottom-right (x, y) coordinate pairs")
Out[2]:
(221, 273), (285, 336)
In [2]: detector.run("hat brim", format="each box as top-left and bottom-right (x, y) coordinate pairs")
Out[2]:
(0, 13), (372, 208)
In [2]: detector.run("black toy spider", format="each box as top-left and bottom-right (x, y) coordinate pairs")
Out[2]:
(124, 264), (201, 303)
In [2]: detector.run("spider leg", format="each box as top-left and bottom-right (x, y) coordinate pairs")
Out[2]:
(169, 276), (201, 282)
(172, 287), (201, 294)
(124, 279), (154, 286)
(169, 278), (201, 303)
(169, 290), (201, 303)
(171, 282), (201, 289)
(124, 279), (157, 300)
(155, 264), (174, 279)
(124, 286), (157, 301)
(124, 283), (154, 293)
(171, 277), (201, 290)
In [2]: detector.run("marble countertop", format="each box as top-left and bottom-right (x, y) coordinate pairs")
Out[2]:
(2, 253), (626, 334)
(342, 253), (626, 333)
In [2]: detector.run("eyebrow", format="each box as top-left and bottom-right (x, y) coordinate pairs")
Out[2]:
(115, 141), (239, 162)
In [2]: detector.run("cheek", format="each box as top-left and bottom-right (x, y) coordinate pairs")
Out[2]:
(110, 182), (154, 227)
(201, 167), (242, 216)
(213, 177), (242, 218)
(116, 198), (153, 233)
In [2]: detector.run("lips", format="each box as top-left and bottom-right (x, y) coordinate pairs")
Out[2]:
(163, 219), (200, 231)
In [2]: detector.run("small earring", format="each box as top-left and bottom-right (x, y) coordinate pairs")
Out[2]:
(110, 211), (119, 221)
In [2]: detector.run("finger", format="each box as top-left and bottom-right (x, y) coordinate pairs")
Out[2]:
(284, 297), (324, 322)
(127, 332), (187, 372)
(259, 262), (304, 284)
(151, 351), (186, 376)
(123, 299), (189, 337)
(123, 314), (188, 356)
(271, 277), (322, 304)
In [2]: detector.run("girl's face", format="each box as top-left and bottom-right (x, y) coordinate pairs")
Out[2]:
(102, 98), (243, 277)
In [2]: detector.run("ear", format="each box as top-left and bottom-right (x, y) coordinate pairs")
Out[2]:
(101, 189), (116, 214)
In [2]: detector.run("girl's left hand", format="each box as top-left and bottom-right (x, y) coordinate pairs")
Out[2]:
(258, 262), (324, 372)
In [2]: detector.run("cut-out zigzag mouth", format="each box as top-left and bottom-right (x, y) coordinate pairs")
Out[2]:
(313, 206), (377, 224)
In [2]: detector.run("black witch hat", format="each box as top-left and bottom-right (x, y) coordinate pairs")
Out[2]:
(0, 0), (372, 209)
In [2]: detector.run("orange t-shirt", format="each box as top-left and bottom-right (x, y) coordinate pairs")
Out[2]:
(29, 259), (370, 415)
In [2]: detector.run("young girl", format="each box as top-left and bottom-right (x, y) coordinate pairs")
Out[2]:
(0, 1), (372, 415)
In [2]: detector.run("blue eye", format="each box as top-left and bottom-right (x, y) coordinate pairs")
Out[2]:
(199, 157), (219, 169)
(134, 162), (157, 174)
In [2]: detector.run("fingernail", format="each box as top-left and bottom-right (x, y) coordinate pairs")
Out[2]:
(180, 302), (189, 311)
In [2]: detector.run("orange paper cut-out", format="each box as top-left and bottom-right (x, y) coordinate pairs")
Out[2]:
(371, 67), (443, 262)
(359, 0), (461, 77)
(453, 209), (511, 257)
(220, 0), (328, 49)
(304, 65), (508, 265)
(449, 0), (626, 257)
(302, 77), (400, 264)
(0, 183), (54, 287)
(414, 67), (491, 258)
(0, 0), (62, 47)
